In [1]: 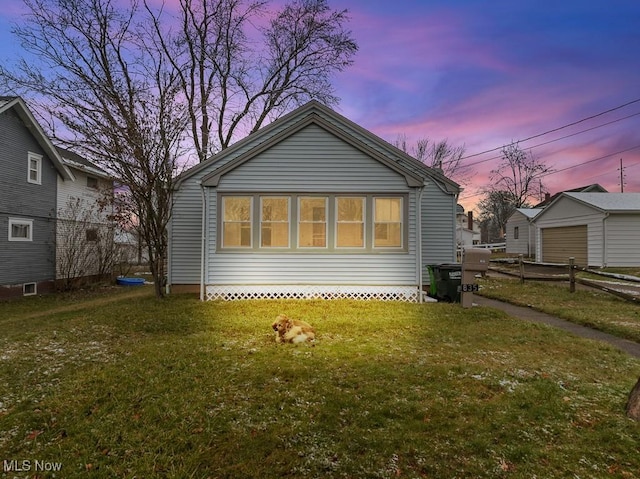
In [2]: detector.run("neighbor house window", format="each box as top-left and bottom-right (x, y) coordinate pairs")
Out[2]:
(373, 197), (402, 248)
(222, 196), (252, 247)
(87, 176), (99, 189)
(513, 226), (519, 240)
(336, 197), (365, 248)
(261, 197), (290, 248)
(86, 228), (98, 242)
(299, 197), (327, 247)
(27, 152), (42, 185)
(9, 218), (33, 241)
(23, 283), (37, 296)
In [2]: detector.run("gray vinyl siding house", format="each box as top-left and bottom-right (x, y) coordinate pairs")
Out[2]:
(533, 192), (640, 267)
(168, 101), (460, 302)
(505, 208), (542, 257)
(0, 97), (73, 297)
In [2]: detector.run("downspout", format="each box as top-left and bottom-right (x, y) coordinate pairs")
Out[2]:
(417, 184), (425, 303)
(199, 182), (207, 301)
(602, 212), (609, 267)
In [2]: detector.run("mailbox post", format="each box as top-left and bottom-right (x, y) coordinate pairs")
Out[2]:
(460, 248), (491, 308)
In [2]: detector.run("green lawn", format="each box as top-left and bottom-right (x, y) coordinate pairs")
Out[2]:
(1, 288), (639, 478)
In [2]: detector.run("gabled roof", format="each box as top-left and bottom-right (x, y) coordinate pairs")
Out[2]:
(0, 96), (73, 181)
(563, 192), (640, 212)
(534, 184), (607, 207)
(533, 192), (640, 223)
(176, 101), (459, 193)
(516, 208), (543, 219)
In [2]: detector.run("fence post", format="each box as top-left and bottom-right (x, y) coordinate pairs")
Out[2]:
(569, 257), (575, 293)
(519, 254), (525, 284)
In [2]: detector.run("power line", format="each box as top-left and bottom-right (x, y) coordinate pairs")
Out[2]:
(539, 144), (640, 177)
(458, 144), (640, 201)
(459, 97), (640, 161)
(449, 111), (640, 168)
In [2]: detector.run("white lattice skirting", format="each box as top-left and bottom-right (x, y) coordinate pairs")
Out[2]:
(205, 284), (426, 302)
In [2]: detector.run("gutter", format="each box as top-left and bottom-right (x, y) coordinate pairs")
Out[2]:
(417, 184), (425, 303)
(200, 182), (207, 301)
(602, 212), (609, 267)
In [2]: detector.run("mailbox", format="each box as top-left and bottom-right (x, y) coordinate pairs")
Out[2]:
(462, 248), (491, 273)
(460, 248), (491, 308)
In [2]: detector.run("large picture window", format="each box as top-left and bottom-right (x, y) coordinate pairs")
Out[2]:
(261, 197), (290, 247)
(299, 197), (327, 248)
(218, 194), (406, 252)
(222, 196), (252, 247)
(374, 197), (403, 248)
(336, 197), (365, 248)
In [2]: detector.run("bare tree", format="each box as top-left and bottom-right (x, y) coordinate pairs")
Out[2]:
(489, 142), (552, 208)
(477, 190), (519, 242)
(1, 0), (187, 297)
(477, 143), (551, 241)
(394, 135), (471, 185)
(149, 0), (358, 161)
(1, 0), (356, 297)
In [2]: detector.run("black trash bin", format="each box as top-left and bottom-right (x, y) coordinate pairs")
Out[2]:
(427, 264), (462, 302)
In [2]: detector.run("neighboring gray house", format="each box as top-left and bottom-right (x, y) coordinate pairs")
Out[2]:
(0, 96), (73, 297)
(168, 101), (460, 302)
(533, 192), (640, 267)
(505, 208), (542, 257)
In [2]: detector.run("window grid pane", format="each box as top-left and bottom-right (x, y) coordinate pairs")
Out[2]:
(261, 197), (289, 247)
(374, 198), (402, 247)
(336, 197), (364, 247)
(299, 197), (327, 247)
(222, 197), (252, 247)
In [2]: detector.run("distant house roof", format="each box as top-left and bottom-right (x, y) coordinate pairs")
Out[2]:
(55, 147), (111, 180)
(0, 96), (73, 181)
(562, 192), (640, 213)
(516, 207), (543, 219)
(535, 184), (607, 207)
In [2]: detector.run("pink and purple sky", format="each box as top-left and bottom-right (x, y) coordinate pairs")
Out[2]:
(1, 0), (639, 213)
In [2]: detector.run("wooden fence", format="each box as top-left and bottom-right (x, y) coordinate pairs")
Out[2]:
(490, 255), (640, 304)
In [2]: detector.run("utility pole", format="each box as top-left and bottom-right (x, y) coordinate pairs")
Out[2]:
(618, 158), (626, 193)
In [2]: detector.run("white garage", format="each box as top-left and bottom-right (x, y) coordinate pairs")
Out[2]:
(533, 192), (640, 267)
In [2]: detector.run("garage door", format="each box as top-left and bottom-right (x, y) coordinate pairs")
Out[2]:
(541, 226), (588, 265)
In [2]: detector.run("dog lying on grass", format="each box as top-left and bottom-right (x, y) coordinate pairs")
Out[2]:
(271, 314), (315, 344)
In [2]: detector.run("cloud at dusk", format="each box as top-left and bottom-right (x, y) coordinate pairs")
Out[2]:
(0, 0), (638, 212)
(327, 0), (640, 211)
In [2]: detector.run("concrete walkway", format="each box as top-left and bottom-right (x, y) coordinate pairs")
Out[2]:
(474, 295), (640, 359)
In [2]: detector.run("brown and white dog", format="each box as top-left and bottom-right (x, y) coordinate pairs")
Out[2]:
(271, 314), (315, 344)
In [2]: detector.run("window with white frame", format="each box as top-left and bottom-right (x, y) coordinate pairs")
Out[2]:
(23, 283), (37, 296)
(9, 218), (33, 241)
(27, 152), (42, 185)
(261, 197), (290, 248)
(222, 196), (252, 248)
